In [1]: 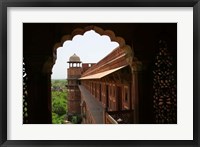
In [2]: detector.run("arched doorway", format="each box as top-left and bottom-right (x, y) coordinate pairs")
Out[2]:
(23, 23), (177, 124)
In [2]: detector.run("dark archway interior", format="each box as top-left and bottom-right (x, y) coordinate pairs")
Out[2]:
(23, 23), (177, 124)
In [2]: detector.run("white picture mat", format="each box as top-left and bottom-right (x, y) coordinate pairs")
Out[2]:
(7, 7), (193, 140)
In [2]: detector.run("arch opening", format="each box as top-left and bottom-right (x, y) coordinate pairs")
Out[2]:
(52, 30), (119, 79)
(22, 23), (177, 125)
(51, 28), (122, 124)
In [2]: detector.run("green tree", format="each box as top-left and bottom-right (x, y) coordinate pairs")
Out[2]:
(51, 80), (68, 124)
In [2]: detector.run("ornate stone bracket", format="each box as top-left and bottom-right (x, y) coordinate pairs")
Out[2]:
(24, 55), (54, 75)
(123, 45), (143, 72)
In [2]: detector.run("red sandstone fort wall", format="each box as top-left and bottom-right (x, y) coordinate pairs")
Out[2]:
(81, 46), (128, 77)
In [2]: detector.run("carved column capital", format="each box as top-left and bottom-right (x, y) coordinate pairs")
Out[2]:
(123, 45), (143, 72)
(24, 55), (54, 75)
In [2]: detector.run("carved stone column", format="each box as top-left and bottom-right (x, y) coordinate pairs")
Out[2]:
(130, 60), (142, 124)
(24, 55), (54, 124)
(124, 45), (142, 124)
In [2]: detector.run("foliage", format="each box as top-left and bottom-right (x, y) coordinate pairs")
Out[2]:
(51, 79), (68, 124)
(52, 113), (66, 124)
(71, 115), (82, 124)
(52, 91), (67, 115)
(51, 79), (67, 88)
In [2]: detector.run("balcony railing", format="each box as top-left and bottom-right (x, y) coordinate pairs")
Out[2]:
(105, 110), (134, 124)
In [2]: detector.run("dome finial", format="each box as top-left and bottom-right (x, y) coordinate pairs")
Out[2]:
(68, 53), (81, 63)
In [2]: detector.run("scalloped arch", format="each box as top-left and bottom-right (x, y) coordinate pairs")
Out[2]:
(53, 25), (127, 56)
(51, 25), (142, 80)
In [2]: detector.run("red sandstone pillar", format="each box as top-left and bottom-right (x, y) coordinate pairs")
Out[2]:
(132, 72), (139, 123)
(130, 61), (142, 124)
(24, 56), (53, 124)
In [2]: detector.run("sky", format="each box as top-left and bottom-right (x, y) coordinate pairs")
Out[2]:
(51, 30), (119, 79)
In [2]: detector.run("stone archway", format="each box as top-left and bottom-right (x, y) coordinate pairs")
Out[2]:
(23, 23), (177, 124)
(51, 25), (142, 123)
(52, 25), (128, 68)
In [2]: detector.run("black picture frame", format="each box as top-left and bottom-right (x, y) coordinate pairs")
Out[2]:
(0, 0), (199, 147)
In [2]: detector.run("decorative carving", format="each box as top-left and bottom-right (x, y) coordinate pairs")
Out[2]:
(53, 25), (127, 62)
(104, 30), (115, 41)
(42, 57), (54, 74)
(153, 40), (177, 123)
(23, 59), (29, 124)
(123, 45), (142, 72)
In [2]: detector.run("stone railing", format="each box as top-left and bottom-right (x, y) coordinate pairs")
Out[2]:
(105, 110), (134, 124)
